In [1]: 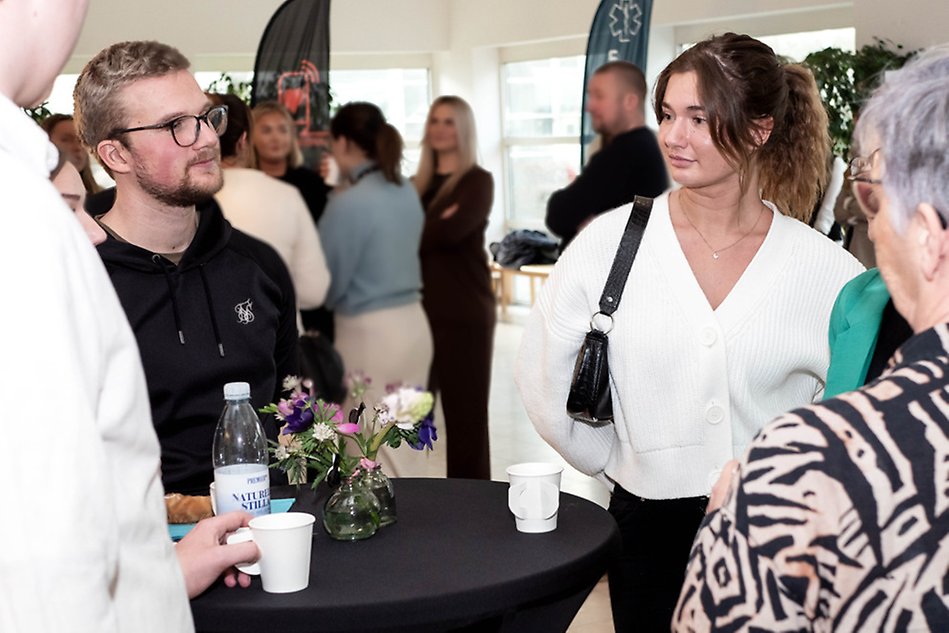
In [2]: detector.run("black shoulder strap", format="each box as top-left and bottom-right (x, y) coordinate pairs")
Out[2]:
(598, 196), (653, 316)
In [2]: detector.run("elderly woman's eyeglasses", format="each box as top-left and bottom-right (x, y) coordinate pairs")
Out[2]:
(847, 152), (884, 218)
(113, 105), (228, 148)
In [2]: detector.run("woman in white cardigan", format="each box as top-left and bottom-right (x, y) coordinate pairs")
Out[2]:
(515, 33), (863, 632)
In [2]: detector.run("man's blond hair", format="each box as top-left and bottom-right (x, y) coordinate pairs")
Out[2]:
(74, 41), (191, 152)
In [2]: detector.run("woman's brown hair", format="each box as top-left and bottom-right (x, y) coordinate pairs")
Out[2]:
(330, 102), (403, 184)
(654, 33), (829, 220)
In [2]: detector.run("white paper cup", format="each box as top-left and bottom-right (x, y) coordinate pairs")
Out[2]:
(323, 155), (340, 187)
(209, 482), (217, 516)
(225, 527), (260, 574)
(226, 512), (316, 593)
(506, 462), (563, 533)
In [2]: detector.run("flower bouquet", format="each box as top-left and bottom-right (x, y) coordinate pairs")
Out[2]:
(262, 373), (436, 487)
(261, 373), (436, 537)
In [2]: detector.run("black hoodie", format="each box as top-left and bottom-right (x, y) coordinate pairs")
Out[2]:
(97, 200), (299, 494)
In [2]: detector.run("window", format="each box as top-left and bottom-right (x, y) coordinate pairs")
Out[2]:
(45, 74), (80, 114)
(192, 68), (432, 175)
(756, 27), (856, 60)
(501, 56), (585, 227)
(328, 68), (431, 175)
(195, 71), (254, 101)
(680, 27), (856, 60)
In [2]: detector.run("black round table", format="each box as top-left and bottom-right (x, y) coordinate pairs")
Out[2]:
(190, 478), (620, 633)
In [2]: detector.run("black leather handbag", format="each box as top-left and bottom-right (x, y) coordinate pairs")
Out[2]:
(566, 196), (652, 424)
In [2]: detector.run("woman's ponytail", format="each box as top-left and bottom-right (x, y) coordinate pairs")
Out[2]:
(757, 64), (830, 221)
(375, 123), (404, 184)
(331, 101), (404, 184)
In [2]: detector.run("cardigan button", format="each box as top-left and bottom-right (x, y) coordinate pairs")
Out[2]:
(705, 402), (725, 424)
(700, 326), (717, 346)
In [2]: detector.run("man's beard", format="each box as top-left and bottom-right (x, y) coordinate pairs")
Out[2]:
(136, 153), (224, 207)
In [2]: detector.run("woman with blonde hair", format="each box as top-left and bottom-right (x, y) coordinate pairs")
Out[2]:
(516, 33), (864, 631)
(252, 100), (333, 338)
(415, 96), (495, 480)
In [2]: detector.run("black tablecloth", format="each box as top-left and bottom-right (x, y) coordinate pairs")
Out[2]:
(191, 478), (619, 633)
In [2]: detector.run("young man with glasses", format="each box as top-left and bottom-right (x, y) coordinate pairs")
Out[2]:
(74, 41), (299, 497)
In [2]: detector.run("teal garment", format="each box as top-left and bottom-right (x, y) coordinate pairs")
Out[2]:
(318, 161), (424, 316)
(825, 268), (890, 398)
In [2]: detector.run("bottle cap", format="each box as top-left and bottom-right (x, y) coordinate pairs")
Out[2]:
(223, 382), (251, 400)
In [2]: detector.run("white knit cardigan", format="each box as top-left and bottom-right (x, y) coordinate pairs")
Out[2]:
(515, 192), (864, 499)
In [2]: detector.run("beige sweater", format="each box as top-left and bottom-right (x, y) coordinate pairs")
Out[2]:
(216, 167), (330, 311)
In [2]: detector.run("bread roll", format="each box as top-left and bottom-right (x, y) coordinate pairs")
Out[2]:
(165, 493), (213, 524)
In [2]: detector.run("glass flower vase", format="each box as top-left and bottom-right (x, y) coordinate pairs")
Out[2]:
(322, 474), (381, 541)
(365, 464), (397, 527)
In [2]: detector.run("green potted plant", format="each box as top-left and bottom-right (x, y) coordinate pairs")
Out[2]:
(206, 72), (254, 104)
(804, 38), (916, 157)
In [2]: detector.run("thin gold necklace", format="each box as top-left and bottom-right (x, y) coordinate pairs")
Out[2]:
(680, 201), (765, 260)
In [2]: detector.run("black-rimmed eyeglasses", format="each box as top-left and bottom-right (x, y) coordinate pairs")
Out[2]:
(112, 105), (228, 148)
(847, 150), (883, 217)
(847, 148), (947, 228)
(847, 152), (883, 186)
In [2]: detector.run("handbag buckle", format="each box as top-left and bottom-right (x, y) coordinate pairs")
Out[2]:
(589, 311), (614, 334)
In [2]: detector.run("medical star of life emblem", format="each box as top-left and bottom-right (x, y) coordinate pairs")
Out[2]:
(609, 0), (643, 43)
(235, 298), (255, 325)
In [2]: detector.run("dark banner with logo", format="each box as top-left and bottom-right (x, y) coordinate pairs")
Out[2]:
(252, 0), (331, 166)
(580, 0), (654, 163)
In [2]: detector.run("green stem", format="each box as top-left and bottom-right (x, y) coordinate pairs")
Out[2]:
(366, 421), (396, 458)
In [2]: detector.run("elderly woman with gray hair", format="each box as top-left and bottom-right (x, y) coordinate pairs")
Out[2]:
(673, 44), (949, 632)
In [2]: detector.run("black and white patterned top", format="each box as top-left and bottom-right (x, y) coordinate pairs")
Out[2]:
(673, 324), (949, 632)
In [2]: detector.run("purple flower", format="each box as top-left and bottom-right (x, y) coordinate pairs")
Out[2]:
(281, 395), (315, 435)
(276, 400), (295, 418)
(409, 411), (437, 451)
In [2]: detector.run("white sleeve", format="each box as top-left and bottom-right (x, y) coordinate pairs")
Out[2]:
(514, 226), (618, 477)
(0, 194), (122, 632)
(0, 178), (191, 632)
(814, 156), (847, 235)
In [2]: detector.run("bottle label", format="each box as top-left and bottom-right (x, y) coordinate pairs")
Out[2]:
(214, 464), (271, 517)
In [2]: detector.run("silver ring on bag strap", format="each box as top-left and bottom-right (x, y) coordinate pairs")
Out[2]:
(589, 311), (614, 334)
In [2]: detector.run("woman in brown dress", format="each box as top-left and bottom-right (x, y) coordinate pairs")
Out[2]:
(415, 96), (495, 480)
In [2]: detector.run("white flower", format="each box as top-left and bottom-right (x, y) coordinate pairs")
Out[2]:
(274, 445), (290, 460)
(379, 388), (434, 430)
(282, 375), (303, 391)
(312, 422), (337, 442)
(373, 403), (394, 425)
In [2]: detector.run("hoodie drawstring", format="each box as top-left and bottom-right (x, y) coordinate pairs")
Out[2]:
(153, 254), (186, 345)
(198, 264), (226, 358)
(152, 255), (226, 358)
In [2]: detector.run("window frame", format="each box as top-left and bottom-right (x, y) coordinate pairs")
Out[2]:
(499, 54), (585, 231)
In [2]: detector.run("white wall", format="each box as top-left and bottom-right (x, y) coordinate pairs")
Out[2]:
(68, 0), (450, 73)
(854, 0), (949, 48)
(69, 0), (885, 73)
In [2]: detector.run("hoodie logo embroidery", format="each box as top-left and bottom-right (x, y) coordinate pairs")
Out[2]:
(235, 299), (255, 325)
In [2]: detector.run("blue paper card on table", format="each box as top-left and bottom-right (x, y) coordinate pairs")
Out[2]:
(168, 498), (295, 541)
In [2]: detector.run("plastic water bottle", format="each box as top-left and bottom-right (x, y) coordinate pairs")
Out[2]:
(212, 382), (271, 517)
